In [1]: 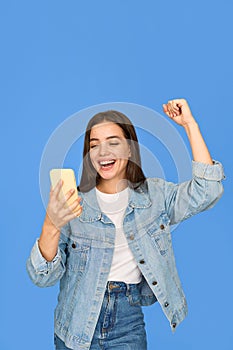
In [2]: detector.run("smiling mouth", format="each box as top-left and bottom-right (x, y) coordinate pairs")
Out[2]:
(99, 159), (116, 169)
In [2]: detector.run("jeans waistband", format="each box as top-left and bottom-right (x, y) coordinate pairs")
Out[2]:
(106, 281), (140, 294)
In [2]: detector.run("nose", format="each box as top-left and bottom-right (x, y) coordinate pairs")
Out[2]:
(99, 141), (110, 156)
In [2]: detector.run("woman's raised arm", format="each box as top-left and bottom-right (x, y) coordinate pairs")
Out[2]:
(163, 98), (213, 165)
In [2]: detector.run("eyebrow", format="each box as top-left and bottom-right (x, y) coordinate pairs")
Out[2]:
(89, 135), (122, 142)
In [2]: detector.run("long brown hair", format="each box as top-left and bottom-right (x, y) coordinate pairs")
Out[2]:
(78, 110), (146, 192)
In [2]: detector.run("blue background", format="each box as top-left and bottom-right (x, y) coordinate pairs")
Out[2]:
(1, 1), (232, 349)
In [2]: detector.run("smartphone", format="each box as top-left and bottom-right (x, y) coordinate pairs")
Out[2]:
(50, 168), (78, 208)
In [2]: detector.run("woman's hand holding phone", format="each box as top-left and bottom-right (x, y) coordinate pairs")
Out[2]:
(46, 179), (82, 230)
(38, 170), (82, 261)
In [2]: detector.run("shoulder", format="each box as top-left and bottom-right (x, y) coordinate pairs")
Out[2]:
(142, 177), (179, 199)
(135, 177), (168, 200)
(144, 177), (169, 190)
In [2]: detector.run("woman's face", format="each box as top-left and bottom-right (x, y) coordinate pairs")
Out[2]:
(89, 122), (131, 188)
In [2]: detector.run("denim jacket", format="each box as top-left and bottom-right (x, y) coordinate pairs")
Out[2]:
(27, 160), (224, 350)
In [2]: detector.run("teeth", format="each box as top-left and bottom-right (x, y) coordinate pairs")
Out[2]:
(100, 160), (115, 165)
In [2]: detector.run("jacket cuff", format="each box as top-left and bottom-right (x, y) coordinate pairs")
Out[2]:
(30, 239), (61, 274)
(192, 160), (225, 181)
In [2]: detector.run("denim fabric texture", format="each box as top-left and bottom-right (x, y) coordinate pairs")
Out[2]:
(54, 281), (147, 350)
(27, 160), (225, 350)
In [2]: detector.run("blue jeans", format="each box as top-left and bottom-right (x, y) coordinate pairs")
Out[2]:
(54, 281), (147, 349)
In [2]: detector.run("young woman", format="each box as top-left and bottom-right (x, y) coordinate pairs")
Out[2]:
(27, 99), (224, 350)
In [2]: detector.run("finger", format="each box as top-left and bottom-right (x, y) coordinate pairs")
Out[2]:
(65, 207), (83, 222)
(51, 179), (63, 199)
(58, 188), (76, 207)
(62, 198), (81, 214)
(65, 188), (77, 202)
(163, 104), (168, 113)
(69, 198), (82, 212)
(164, 102), (175, 118)
(171, 105), (180, 116)
(171, 98), (186, 108)
(72, 206), (83, 217)
(163, 108), (170, 117)
(168, 103), (175, 118)
(170, 102), (180, 117)
(171, 101), (180, 111)
(164, 108), (173, 119)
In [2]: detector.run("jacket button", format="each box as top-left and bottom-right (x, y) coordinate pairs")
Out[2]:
(72, 243), (76, 249)
(152, 281), (157, 286)
(164, 301), (169, 307)
(160, 224), (165, 230)
(139, 259), (145, 264)
(129, 234), (134, 240)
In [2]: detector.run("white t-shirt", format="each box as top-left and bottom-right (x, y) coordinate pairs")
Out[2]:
(96, 187), (142, 284)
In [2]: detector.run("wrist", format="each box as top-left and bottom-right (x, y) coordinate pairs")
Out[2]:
(38, 238), (58, 262)
(39, 217), (60, 261)
(43, 214), (60, 235)
(183, 120), (199, 133)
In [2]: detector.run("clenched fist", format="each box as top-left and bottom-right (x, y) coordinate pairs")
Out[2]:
(163, 98), (197, 127)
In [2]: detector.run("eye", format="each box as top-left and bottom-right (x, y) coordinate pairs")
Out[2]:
(109, 142), (120, 146)
(90, 144), (98, 149)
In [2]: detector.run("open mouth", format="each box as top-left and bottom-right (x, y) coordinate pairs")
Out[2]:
(99, 159), (116, 169)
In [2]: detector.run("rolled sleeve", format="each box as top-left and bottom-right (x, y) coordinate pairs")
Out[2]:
(165, 159), (224, 225)
(27, 224), (69, 287)
(192, 160), (225, 181)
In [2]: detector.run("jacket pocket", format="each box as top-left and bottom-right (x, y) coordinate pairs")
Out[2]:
(147, 214), (171, 256)
(66, 238), (90, 272)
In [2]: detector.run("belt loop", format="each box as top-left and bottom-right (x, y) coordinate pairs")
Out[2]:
(126, 283), (130, 296)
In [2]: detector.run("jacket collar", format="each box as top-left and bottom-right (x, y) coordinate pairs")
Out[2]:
(78, 182), (152, 223)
